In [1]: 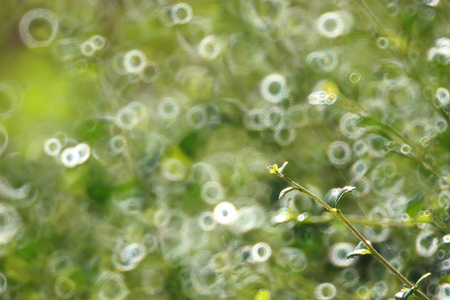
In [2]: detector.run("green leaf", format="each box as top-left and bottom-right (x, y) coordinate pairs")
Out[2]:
(394, 273), (432, 300)
(278, 187), (298, 199)
(346, 241), (372, 259)
(414, 272), (431, 288)
(394, 289), (410, 300)
(333, 186), (356, 208)
(346, 248), (371, 259)
(278, 161), (288, 173)
(395, 287), (415, 300)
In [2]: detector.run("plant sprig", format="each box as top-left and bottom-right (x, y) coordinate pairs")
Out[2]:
(268, 162), (431, 300)
(394, 273), (432, 300)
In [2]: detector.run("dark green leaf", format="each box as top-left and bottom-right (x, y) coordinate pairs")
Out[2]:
(333, 186), (356, 208)
(414, 272), (431, 288)
(357, 116), (378, 127)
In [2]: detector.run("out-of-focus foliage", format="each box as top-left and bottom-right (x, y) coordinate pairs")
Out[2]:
(0, 0), (449, 299)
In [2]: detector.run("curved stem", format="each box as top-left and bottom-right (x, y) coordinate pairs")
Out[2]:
(273, 170), (431, 300)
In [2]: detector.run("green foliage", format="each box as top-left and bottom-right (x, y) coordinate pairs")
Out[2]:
(0, 0), (448, 299)
(333, 186), (356, 209)
(346, 241), (372, 259)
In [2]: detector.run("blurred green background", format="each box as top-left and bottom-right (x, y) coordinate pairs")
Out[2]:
(0, 0), (449, 299)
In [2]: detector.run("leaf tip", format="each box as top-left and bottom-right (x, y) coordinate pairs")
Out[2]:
(278, 161), (288, 173)
(279, 186), (298, 199)
(346, 241), (372, 259)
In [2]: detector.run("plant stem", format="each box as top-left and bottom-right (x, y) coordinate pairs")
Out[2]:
(302, 214), (431, 228)
(273, 171), (431, 300)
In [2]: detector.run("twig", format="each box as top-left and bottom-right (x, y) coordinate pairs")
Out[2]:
(268, 162), (431, 300)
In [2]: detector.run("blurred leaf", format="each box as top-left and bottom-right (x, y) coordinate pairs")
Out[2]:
(394, 287), (412, 300)
(278, 186), (298, 199)
(357, 116), (378, 127)
(297, 212), (311, 223)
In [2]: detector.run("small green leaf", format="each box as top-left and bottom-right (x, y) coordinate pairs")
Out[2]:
(346, 241), (372, 259)
(414, 272), (431, 288)
(278, 161), (288, 173)
(394, 287), (414, 300)
(394, 290), (407, 300)
(279, 187), (298, 199)
(333, 186), (356, 208)
(346, 248), (371, 259)
(394, 273), (431, 300)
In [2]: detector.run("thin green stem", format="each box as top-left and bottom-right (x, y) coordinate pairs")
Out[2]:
(272, 169), (431, 300)
(303, 214), (431, 228)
